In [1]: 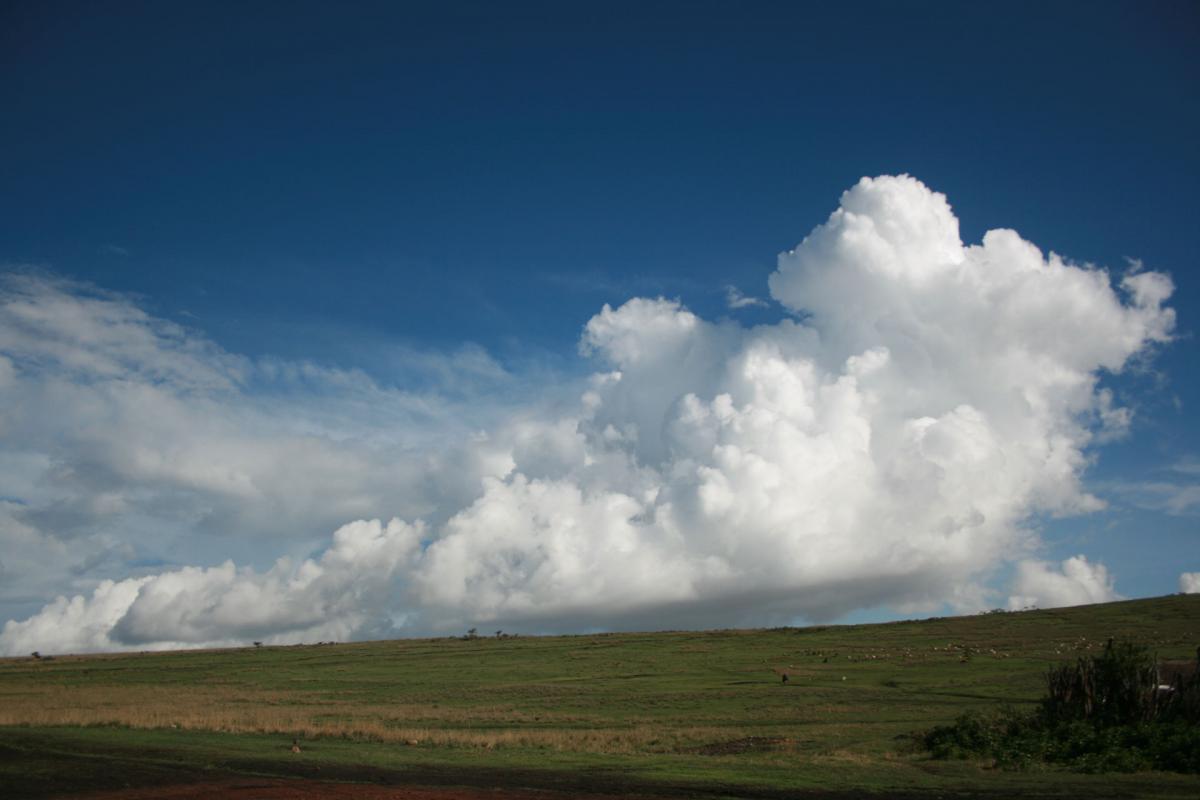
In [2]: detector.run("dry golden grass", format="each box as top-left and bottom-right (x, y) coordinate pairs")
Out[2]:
(0, 682), (741, 754)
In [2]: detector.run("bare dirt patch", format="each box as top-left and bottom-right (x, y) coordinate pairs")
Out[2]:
(694, 736), (791, 756)
(67, 778), (663, 800)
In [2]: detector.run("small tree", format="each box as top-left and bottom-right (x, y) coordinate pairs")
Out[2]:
(924, 638), (1200, 772)
(1043, 638), (1182, 725)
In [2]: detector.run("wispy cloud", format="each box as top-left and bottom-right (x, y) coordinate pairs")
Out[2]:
(723, 284), (768, 310)
(1169, 457), (1200, 476)
(1100, 458), (1200, 516)
(540, 269), (706, 298)
(0, 270), (545, 631)
(1106, 481), (1200, 516)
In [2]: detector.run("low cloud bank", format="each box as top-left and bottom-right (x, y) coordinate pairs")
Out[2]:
(1007, 556), (1122, 610)
(0, 519), (421, 653)
(1, 175), (1175, 654)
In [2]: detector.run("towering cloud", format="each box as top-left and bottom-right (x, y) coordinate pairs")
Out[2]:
(0, 175), (1175, 654)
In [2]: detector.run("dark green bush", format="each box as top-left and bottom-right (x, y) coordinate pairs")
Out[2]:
(922, 639), (1199, 773)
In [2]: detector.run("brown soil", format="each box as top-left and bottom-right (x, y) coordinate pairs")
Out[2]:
(693, 736), (792, 756)
(68, 778), (663, 800)
(1, 733), (1083, 800)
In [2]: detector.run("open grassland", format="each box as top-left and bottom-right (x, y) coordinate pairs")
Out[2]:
(1, 594), (1198, 798)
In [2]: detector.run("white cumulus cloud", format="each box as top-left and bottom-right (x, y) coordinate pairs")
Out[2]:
(0, 175), (1176, 653)
(1007, 555), (1122, 610)
(0, 518), (422, 654)
(1181, 573), (1200, 594)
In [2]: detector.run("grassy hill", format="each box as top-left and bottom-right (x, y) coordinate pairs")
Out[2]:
(1, 594), (1198, 798)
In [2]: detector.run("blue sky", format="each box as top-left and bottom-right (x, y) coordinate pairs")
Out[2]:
(1, 1), (1197, 652)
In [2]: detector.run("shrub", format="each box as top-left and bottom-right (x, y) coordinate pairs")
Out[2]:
(922, 639), (1199, 773)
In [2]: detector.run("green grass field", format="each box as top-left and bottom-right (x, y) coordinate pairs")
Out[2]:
(1, 594), (1198, 798)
